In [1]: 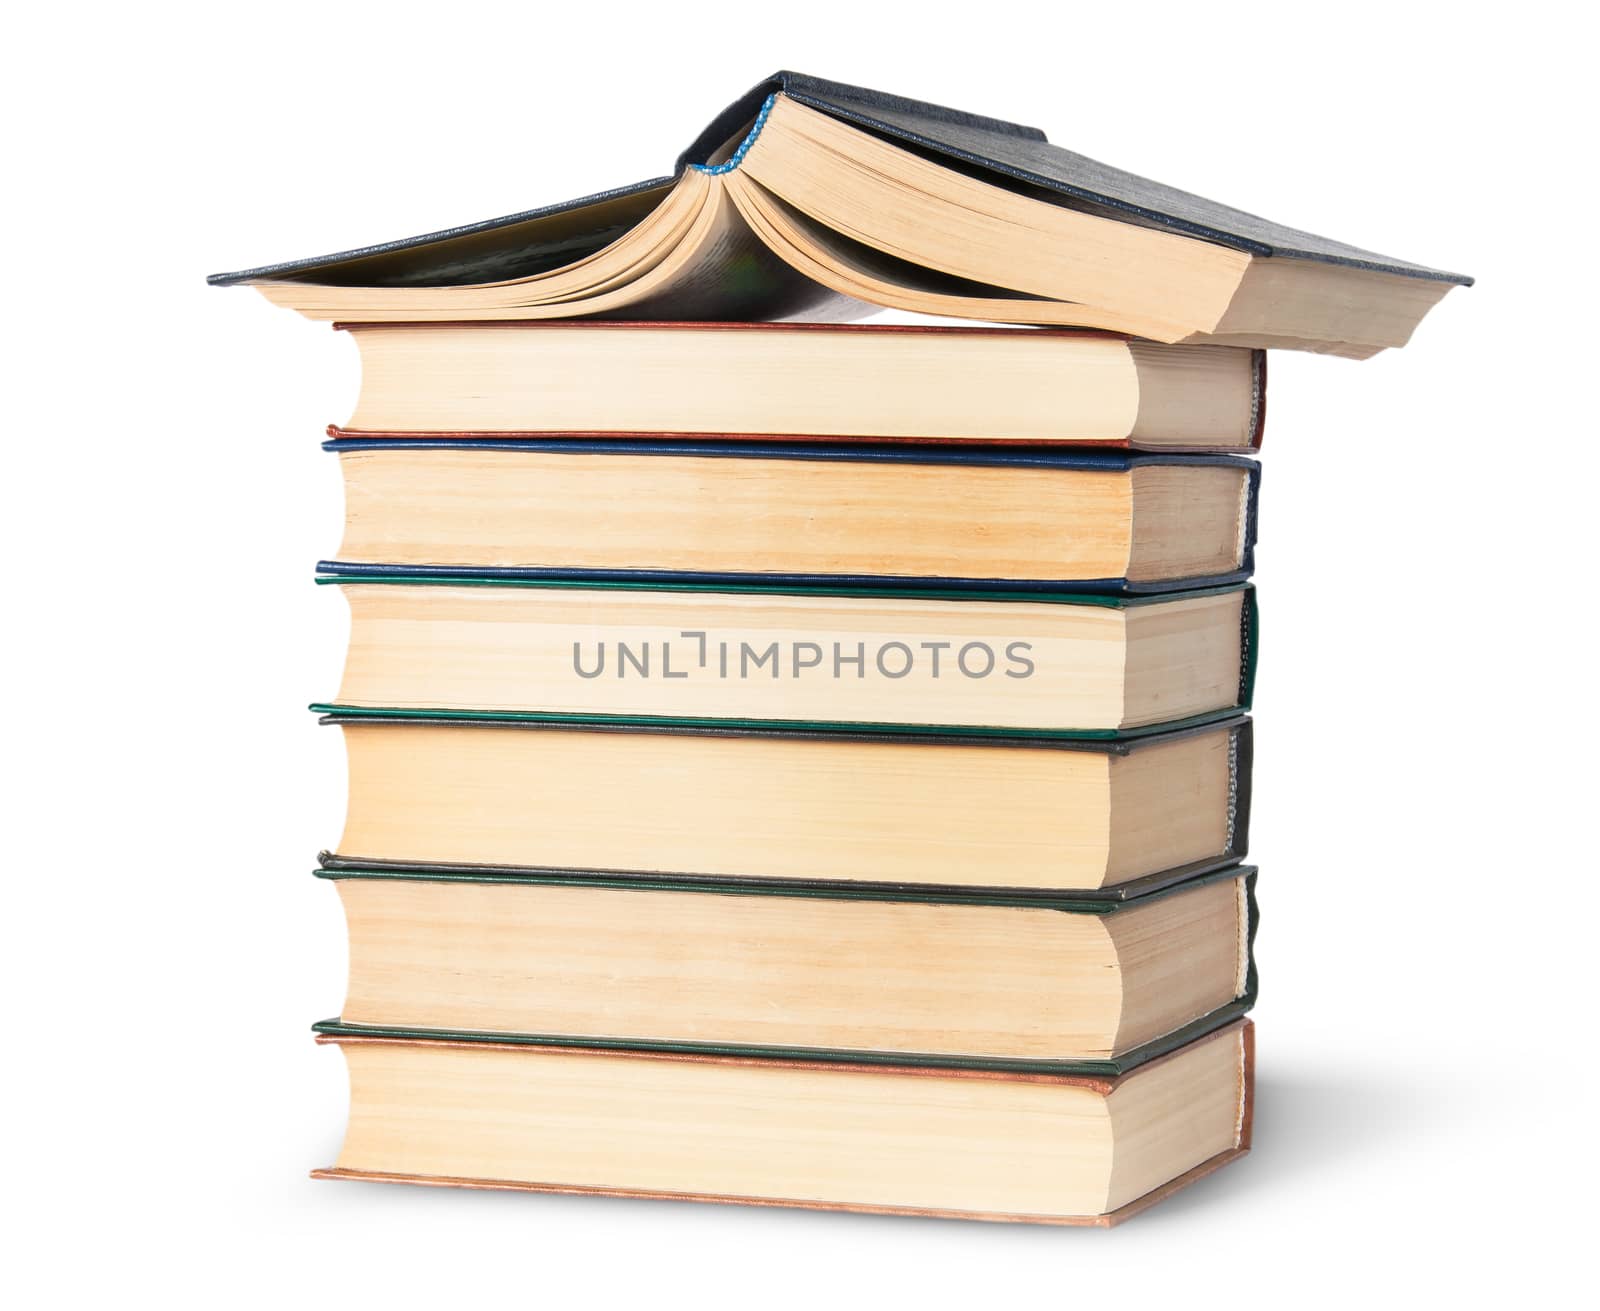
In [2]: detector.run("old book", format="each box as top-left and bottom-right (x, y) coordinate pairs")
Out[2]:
(320, 715), (1251, 892)
(317, 578), (1255, 735)
(313, 1019), (1254, 1225)
(319, 865), (1256, 1065)
(325, 439), (1258, 592)
(209, 71), (1468, 355)
(331, 325), (1264, 452)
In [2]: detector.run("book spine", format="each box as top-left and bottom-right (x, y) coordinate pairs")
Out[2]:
(1249, 350), (1268, 450)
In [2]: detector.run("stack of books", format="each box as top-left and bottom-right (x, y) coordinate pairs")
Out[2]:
(213, 72), (1465, 1226)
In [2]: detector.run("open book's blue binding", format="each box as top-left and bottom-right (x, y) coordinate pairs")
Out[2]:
(318, 439), (1260, 595)
(208, 71), (1470, 287)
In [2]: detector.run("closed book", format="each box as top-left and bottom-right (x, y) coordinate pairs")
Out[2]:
(330, 323), (1265, 453)
(314, 1019), (1253, 1226)
(320, 715), (1251, 893)
(317, 578), (1256, 736)
(324, 439), (1258, 593)
(318, 864), (1255, 1067)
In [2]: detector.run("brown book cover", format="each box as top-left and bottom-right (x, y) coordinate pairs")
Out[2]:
(325, 321), (1267, 452)
(312, 1019), (1253, 1227)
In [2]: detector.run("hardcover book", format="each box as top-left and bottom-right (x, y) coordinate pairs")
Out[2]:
(329, 323), (1266, 452)
(320, 715), (1252, 892)
(209, 72), (1469, 354)
(314, 1019), (1254, 1225)
(317, 577), (1256, 736)
(318, 864), (1256, 1067)
(324, 438), (1259, 592)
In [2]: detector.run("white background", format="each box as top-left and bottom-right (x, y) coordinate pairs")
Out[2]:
(8, 2), (1595, 1304)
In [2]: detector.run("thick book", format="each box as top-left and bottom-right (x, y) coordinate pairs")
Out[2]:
(329, 323), (1265, 452)
(313, 1018), (1254, 1225)
(317, 864), (1256, 1066)
(319, 715), (1252, 893)
(209, 72), (1468, 355)
(323, 439), (1259, 593)
(316, 577), (1256, 736)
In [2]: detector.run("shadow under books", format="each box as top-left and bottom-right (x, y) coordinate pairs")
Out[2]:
(1129, 1056), (1458, 1235)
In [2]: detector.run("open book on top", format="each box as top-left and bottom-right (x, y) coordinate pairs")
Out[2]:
(209, 72), (1469, 357)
